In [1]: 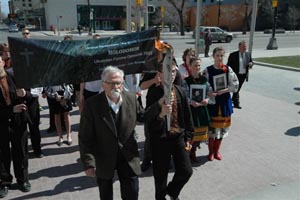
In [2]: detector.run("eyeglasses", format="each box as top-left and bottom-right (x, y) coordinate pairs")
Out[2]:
(22, 32), (30, 35)
(104, 81), (123, 86)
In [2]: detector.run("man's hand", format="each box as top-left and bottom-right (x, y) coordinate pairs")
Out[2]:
(85, 168), (96, 177)
(13, 104), (27, 113)
(154, 71), (162, 86)
(16, 89), (26, 97)
(248, 62), (253, 68)
(185, 141), (193, 151)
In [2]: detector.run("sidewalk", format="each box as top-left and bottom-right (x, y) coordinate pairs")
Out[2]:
(5, 76), (300, 200)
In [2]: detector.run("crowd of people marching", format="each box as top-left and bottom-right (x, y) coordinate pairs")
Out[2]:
(0, 28), (253, 200)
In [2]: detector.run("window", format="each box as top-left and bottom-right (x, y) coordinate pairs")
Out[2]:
(29, 3), (32, 7)
(211, 0), (214, 2)
(23, 3), (26, 6)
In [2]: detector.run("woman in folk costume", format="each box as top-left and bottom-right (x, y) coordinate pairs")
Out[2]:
(202, 46), (239, 161)
(184, 57), (212, 163)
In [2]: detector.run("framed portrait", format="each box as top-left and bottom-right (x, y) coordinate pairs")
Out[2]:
(190, 84), (206, 102)
(213, 73), (227, 91)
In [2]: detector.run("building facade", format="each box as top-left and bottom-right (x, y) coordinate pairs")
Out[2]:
(9, 0), (45, 29)
(44, 0), (132, 31)
(188, 0), (251, 31)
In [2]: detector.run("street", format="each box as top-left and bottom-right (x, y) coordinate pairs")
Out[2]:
(0, 28), (299, 200)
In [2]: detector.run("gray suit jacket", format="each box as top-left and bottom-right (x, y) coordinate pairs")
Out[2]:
(79, 91), (142, 179)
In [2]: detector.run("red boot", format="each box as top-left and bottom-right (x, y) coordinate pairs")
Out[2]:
(208, 138), (215, 161)
(214, 139), (223, 160)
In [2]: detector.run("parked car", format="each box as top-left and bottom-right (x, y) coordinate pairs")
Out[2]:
(8, 24), (19, 32)
(193, 26), (233, 43)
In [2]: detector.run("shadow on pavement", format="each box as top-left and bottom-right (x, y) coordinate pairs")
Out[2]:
(29, 162), (82, 180)
(41, 145), (79, 156)
(9, 176), (97, 200)
(71, 122), (80, 132)
(285, 126), (300, 137)
(293, 87), (300, 92)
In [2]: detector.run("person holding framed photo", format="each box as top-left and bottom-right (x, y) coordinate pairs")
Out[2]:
(184, 57), (213, 163)
(202, 47), (239, 161)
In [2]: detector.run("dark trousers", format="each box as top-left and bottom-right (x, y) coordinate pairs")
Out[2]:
(0, 121), (29, 185)
(142, 123), (152, 162)
(151, 135), (193, 200)
(97, 150), (139, 200)
(205, 44), (210, 56)
(232, 73), (247, 106)
(27, 97), (41, 153)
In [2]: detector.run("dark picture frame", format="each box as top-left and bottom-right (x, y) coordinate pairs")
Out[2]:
(190, 84), (206, 102)
(213, 73), (227, 91)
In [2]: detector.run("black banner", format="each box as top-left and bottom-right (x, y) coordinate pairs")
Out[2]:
(8, 28), (159, 88)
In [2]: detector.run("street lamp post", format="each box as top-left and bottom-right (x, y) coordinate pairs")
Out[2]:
(242, 0), (248, 34)
(38, 17), (42, 31)
(126, 0), (132, 33)
(87, 0), (92, 36)
(217, 0), (223, 27)
(56, 15), (61, 36)
(195, 0), (203, 56)
(267, 0), (278, 50)
(91, 8), (95, 33)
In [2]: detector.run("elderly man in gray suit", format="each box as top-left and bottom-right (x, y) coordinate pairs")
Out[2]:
(227, 40), (253, 109)
(79, 66), (143, 200)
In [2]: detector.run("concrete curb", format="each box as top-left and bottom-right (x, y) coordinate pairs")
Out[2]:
(254, 61), (300, 72)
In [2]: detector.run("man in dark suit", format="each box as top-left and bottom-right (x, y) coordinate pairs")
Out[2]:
(227, 40), (253, 109)
(79, 66), (143, 200)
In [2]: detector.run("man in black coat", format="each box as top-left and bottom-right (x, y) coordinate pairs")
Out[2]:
(0, 54), (33, 197)
(79, 66), (143, 200)
(227, 40), (253, 109)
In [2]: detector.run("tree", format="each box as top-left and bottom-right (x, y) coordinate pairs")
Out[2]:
(151, 4), (180, 33)
(222, 5), (239, 31)
(256, 0), (273, 30)
(165, 0), (189, 36)
(287, 6), (300, 32)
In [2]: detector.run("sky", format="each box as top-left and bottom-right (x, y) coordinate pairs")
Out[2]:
(1, 0), (9, 14)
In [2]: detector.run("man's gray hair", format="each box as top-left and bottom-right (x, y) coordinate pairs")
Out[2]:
(101, 66), (124, 82)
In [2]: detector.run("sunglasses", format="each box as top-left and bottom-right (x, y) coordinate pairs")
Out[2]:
(23, 32), (30, 35)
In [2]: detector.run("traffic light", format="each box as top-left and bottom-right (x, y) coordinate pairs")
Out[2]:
(161, 6), (165, 17)
(136, 0), (143, 6)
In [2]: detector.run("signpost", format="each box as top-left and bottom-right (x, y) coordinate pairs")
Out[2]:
(267, 0), (278, 50)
